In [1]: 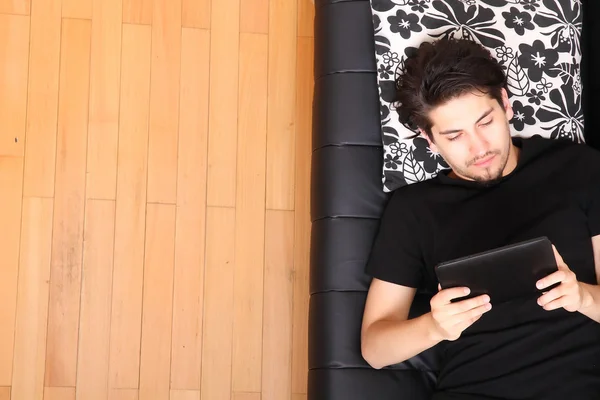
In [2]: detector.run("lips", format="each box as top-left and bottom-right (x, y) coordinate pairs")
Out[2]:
(473, 154), (496, 167)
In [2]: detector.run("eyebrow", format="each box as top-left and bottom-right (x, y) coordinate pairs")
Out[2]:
(438, 108), (494, 136)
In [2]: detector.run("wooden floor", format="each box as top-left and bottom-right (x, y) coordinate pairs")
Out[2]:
(0, 0), (314, 399)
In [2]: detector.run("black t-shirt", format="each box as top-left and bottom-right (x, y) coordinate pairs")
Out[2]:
(366, 135), (600, 399)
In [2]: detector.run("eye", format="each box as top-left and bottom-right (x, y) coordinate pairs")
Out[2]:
(481, 118), (493, 127)
(448, 133), (462, 142)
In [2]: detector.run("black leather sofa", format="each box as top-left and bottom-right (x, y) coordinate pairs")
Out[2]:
(308, 1), (600, 399)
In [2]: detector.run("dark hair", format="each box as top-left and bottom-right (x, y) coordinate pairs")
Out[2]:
(395, 38), (507, 140)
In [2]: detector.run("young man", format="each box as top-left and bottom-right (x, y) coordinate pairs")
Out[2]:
(361, 38), (600, 399)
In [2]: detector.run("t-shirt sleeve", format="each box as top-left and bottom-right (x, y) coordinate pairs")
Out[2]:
(364, 192), (425, 288)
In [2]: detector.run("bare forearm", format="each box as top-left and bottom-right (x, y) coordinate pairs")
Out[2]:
(361, 313), (442, 370)
(579, 283), (600, 322)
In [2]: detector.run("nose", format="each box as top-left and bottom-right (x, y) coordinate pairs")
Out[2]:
(469, 131), (489, 157)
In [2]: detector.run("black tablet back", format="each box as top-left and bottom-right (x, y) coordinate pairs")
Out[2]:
(435, 237), (559, 304)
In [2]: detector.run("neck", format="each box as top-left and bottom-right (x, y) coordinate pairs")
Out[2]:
(503, 142), (520, 177)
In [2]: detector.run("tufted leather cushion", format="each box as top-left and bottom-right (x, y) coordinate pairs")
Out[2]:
(308, 0), (600, 399)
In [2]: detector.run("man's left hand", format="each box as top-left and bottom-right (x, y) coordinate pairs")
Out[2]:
(536, 245), (592, 312)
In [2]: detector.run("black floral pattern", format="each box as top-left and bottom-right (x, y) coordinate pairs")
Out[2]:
(380, 80), (397, 104)
(384, 154), (402, 170)
(388, 9), (422, 39)
(537, 87), (584, 142)
(495, 45), (514, 63)
(409, 0), (430, 13)
(370, 0), (583, 192)
(382, 125), (400, 146)
(534, 0), (582, 56)
(389, 141), (410, 156)
(572, 73), (582, 96)
(518, 40), (560, 82)
(421, 0), (505, 48)
(413, 137), (449, 173)
(403, 151), (427, 184)
(521, 0), (541, 12)
(380, 103), (390, 123)
(371, 0), (397, 13)
(502, 7), (534, 36)
(382, 51), (400, 66)
(506, 54), (530, 96)
(511, 100), (536, 131)
(536, 77), (552, 94)
(378, 63), (393, 80)
(373, 13), (381, 32)
(526, 89), (546, 105)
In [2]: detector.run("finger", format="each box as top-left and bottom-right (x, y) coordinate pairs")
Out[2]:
(435, 287), (471, 304)
(537, 285), (564, 306)
(438, 283), (441, 292)
(552, 244), (566, 266)
(447, 295), (491, 316)
(451, 311), (485, 334)
(536, 270), (566, 290)
(452, 301), (492, 321)
(540, 295), (572, 311)
(552, 245), (574, 273)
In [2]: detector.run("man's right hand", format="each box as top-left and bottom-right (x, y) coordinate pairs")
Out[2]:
(428, 285), (492, 342)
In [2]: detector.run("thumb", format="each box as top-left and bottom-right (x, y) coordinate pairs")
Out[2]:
(551, 244), (567, 269)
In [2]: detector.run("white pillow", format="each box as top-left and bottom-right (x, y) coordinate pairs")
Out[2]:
(370, 0), (584, 192)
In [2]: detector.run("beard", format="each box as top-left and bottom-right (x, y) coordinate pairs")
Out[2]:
(473, 171), (504, 187)
(453, 147), (510, 185)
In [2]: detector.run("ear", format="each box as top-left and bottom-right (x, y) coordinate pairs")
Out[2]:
(501, 88), (514, 120)
(420, 128), (439, 153)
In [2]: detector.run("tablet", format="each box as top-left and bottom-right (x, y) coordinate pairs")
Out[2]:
(434, 237), (559, 304)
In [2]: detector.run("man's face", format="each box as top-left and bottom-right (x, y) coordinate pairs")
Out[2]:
(424, 88), (517, 185)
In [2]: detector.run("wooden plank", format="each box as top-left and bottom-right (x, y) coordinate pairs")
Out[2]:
(0, 0), (29, 14)
(146, 0), (181, 204)
(0, 157), (23, 385)
(0, 14), (29, 157)
(10, 197), (53, 400)
(63, 0), (92, 19)
(86, 0), (123, 200)
(182, 0), (210, 29)
(23, 0), (61, 197)
(109, 23), (152, 390)
(44, 18), (92, 388)
(170, 390), (200, 400)
(123, 0), (152, 25)
(176, 28), (210, 209)
(298, 0), (314, 37)
(232, 393), (260, 400)
(231, 32), (268, 393)
(292, 36), (313, 395)
(292, 394), (307, 400)
(44, 387), (76, 400)
(206, 0), (240, 207)
(240, 0), (268, 34)
(170, 27), (210, 391)
(266, 0), (297, 210)
(76, 200), (116, 400)
(0, 387), (8, 400)
(200, 207), (235, 400)
(110, 389), (139, 400)
(263, 210), (294, 399)
(139, 204), (176, 400)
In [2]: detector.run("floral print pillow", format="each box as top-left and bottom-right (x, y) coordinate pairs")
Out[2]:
(370, 0), (584, 192)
